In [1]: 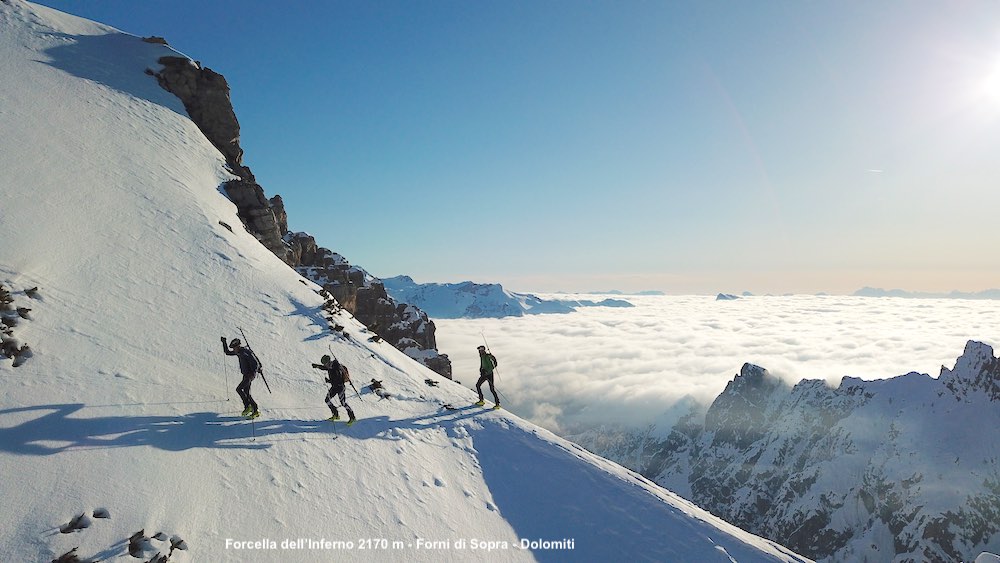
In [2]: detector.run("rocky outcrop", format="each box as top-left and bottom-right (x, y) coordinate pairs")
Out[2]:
(575, 342), (1000, 562)
(940, 341), (1000, 401)
(153, 56), (242, 167)
(287, 233), (452, 379)
(151, 56), (288, 261)
(1, 282), (35, 367)
(152, 54), (451, 379)
(220, 171), (288, 259)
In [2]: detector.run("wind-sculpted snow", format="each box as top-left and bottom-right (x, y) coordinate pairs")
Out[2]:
(0, 2), (807, 561)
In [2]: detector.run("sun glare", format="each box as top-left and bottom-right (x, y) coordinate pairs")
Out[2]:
(986, 56), (1000, 96)
(978, 53), (1000, 112)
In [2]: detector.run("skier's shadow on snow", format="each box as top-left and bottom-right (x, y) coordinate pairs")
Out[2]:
(0, 403), (498, 456)
(331, 408), (494, 442)
(0, 404), (292, 454)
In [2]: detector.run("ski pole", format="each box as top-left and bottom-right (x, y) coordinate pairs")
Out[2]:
(222, 347), (230, 401)
(258, 369), (273, 394)
(238, 327), (272, 394)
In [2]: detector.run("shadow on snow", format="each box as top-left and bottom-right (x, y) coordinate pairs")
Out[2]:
(40, 31), (187, 116)
(0, 404), (290, 454)
(0, 402), (487, 456)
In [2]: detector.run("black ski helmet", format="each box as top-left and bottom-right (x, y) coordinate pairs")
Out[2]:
(321, 354), (332, 365)
(230, 338), (241, 348)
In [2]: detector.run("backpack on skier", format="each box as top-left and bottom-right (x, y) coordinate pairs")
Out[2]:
(314, 354), (349, 386)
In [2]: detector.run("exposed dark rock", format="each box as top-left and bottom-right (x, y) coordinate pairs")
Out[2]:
(142, 36), (168, 45)
(52, 547), (80, 563)
(152, 55), (450, 377)
(0, 285), (12, 311)
(423, 355), (452, 380)
(270, 195), (288, 234)
(12, 343), (31, 367)
(59, 513), (91, 534)
(152, 56), (288, 262)
(220, 174), (288, 259)
(1, 336), (19, 358)
(153, 56), (241, 167)
(288, 233), (452, 378)
(1, 282), (33, 365)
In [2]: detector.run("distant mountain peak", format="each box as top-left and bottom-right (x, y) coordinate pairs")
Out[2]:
(577, 340), (1000, 561)
(382, 277), (635, 319)
(939, 340), (1000, 401)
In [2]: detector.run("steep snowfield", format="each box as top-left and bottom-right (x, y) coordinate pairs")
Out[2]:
(0, 2), (808, 562)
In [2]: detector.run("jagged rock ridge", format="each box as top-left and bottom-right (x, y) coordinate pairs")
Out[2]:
(151, 50), (451, 378)
(573, 341), (1000, 562)
(285, 233), (451, 378)
(382, 275), (633, 319)
(152, 55), (288, 259)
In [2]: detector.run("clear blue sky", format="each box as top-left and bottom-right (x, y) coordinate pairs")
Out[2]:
(36, 1), (1000, 294)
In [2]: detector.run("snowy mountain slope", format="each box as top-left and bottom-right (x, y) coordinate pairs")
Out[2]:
(0, 2), (808, 562)
(382, 276), (632, 319)
(573, 343), (1000, 562)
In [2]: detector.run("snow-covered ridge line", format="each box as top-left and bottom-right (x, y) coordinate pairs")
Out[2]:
(383, 275), (633, 319)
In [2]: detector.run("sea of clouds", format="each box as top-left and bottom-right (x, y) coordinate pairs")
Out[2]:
(435, 294), (1000, 434)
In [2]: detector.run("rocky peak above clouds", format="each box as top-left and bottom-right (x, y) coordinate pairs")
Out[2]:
(573, 341), (1000, 561)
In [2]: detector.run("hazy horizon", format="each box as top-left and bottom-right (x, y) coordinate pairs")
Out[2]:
(375, 272), (1000, 298)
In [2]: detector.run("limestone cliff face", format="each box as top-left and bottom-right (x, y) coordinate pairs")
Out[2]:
(152, 55), (288, 260)
(151, 53), (452, 379)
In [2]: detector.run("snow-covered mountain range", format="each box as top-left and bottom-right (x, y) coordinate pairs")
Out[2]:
(572, 342), (1000, 562)
(382, 275), (632, 319)
(0, 2), (809, 561)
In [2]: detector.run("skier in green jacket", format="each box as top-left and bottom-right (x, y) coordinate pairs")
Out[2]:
(475, 345), (500, 409)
